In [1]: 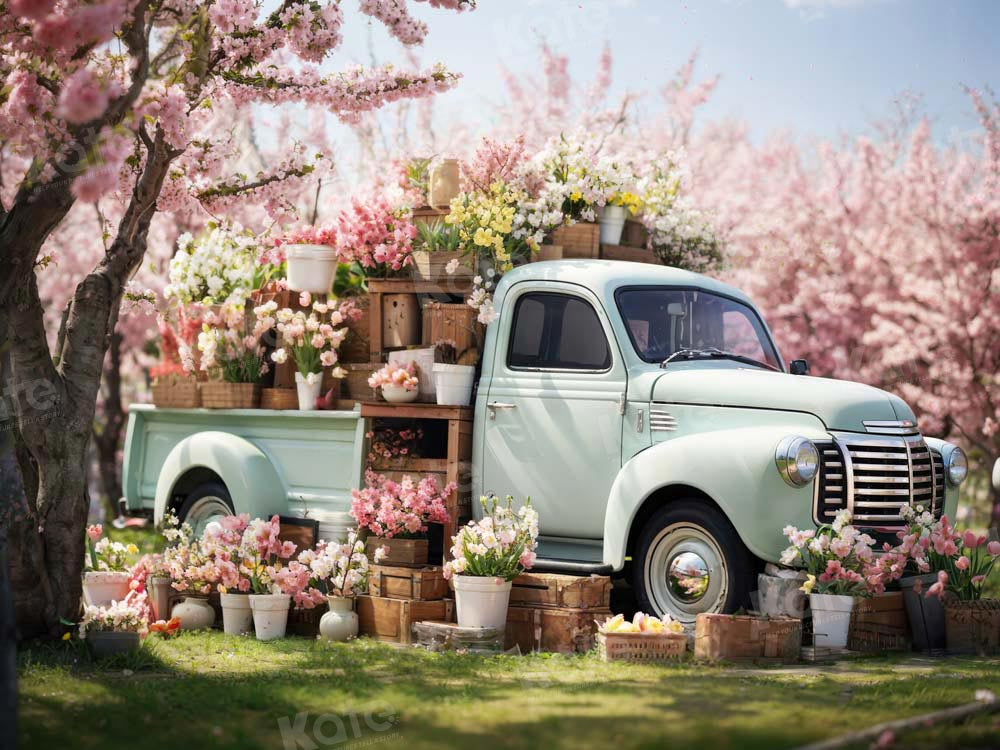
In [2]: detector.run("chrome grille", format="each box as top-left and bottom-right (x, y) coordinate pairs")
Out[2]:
(813, 432), (944, 526)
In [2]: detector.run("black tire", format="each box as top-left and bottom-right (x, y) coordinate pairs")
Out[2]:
(632, 500), (756, 624)
(176, 482), (234, 534)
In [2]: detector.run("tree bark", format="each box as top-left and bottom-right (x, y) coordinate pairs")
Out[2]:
(92, 332), (125, 521)
(0, 432), (21, 750)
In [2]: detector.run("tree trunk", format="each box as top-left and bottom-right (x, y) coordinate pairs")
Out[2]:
(1, 433), (21, 750)
(93, 332), (125, 521)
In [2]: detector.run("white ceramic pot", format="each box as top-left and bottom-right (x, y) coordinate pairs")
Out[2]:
(810, 592), (856, 648)
(294, 371), (323, 411)
(220, 592), (254, 636)
(82, 571), (132, 608)
(599, 205), (627, 245)
(171, 596), (216, 630)
(148, 576), (173, 621)
(249, 593), (291, 641)
(453, 575), (512, 629)
(433, 364), (476, 406)
(319, 596), (359, 642)
(285, 244), (338, 293)
(381, 384), (419, 403)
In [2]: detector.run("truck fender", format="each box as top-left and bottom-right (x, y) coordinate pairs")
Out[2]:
(603, 424), (830, 570)
(153, 431), (287, 524)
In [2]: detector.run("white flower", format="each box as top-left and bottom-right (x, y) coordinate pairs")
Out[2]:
(975, 690), (996, 704)
(445, 258), (460, 275)
(271, 349), (288, 364)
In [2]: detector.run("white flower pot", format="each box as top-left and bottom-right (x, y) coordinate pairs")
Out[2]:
(810, 593), (856, 648)
(82, 571), (132, 608)
(381, 384), (419, 403)
(453, 575), (512, 629)
(294, 371), (323, 411)
(220, 592), (254, 636)
(319, 596), (359, 642)
(171, 596), (216, 630)
(249, 593), (291, 641)
(285, 244), (338, 293)
(148, 575), (173, 621)
(599, 205), (628, 245)
(433, 364), (476, 406)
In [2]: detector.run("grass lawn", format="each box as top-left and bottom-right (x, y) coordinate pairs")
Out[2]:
(16, 632), (1000, 750)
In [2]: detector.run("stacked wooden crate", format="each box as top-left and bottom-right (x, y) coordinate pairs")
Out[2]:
(356, 563), (454, 644)
(503, 572), (612, 654)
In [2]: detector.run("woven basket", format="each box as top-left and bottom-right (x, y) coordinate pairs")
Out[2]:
(597, 631), (686, 662)
(151, 379), (201, 409)
(200, 382), (261, 409)
(550, 222), (600, 259)
(944, 598), (1000, 655)
(261, 388), (299, 410)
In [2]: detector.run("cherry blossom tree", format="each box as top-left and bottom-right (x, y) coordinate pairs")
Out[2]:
(0, 0), (475, 636)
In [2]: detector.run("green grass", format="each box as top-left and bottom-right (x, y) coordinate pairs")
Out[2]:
(16, 633), (1000, 750)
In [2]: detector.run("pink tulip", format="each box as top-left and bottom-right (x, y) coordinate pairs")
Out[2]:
(962, 530), (982, 549)
(86, 524), (103, 542)
(955, 556), (970, 571)
(988, 541), (1000, 556)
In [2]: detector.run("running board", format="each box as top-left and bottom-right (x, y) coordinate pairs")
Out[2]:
(530, 557), (614, 575)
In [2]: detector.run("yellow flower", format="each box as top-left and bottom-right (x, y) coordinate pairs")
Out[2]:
(62, 632), (71, 641)
(570, 190), (582, 202)
(126, 544), (138, 555)
(800, 574), (816, 595)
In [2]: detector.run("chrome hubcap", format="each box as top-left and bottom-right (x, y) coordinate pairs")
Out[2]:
(645, 522), (728, 624)
(184, 496), (232, 537)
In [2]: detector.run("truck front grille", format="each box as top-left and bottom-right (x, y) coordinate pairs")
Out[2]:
(813, 433), (944, 526)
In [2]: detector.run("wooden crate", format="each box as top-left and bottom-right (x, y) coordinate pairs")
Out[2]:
(550, 222), (600, 259)
(355, 595), (454, 644)
(504, 605), (609, 654)
(366, 537), (428, 567)
(849, 592), (910, 652)
(410, 251), (474, 281)
(287, 603), (326, 637)
(412, 206), (450, 226)
(421, 302), (483, 361)
(200, 382), (260, 409)
(599, 244), (659, 265)
(413, 620), (504, 654)
(510, 573), (611, 611)
(620, 218), (649, 248)
(598, 632), (686, 662)
(151, 379), (200, 409)
(369, 565), (448, 601)
(367, 278), (473, 359)
(535, 244), (563, 262)
(339, 295), (371, 364)
(260, 387), (298, 410)
(694, 614), (802, 663)
(342, 362), (378, 401)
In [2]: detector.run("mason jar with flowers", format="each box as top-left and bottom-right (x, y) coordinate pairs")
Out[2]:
(351, 469), (455, 566)
(443, 495), (539, 629)
(239, 515), (299, 641)
(83, 524), (137, 608)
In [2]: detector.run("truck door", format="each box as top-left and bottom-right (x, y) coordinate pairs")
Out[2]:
(480, 282), (625, 539)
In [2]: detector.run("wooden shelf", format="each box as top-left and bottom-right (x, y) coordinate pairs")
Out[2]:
(599, 244), (659, 264)
(360, 401), (472, 421)
(367, 277), (473, 295)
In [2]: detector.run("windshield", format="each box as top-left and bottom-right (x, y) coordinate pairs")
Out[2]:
(615, 288), (782, 369)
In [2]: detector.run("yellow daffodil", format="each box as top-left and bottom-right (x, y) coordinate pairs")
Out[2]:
(800, 574), (816, 595)
(126, 544), (138, 555)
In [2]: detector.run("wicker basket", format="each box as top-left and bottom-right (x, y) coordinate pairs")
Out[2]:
(550, 222), (600, 259)
(261, 387), (299, 410)
(597, 631), (687, 662)
(200, 382), (261, 409)
(151, 379), (201, 409)
(944, 598), (1000, 655)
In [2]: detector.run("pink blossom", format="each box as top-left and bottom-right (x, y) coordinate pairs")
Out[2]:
(962, 530), (984, 549)
(56, 68), (112, 124)
(925, 570), (949, 600)
(955, 555), (970, 571)
(988, 541), (1000, 556)
(86, 524), (103, 542)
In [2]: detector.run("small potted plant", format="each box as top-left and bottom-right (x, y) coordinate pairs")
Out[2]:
(201, 514), (255, 635)
(443, 495), (539, 629)
(432, 340), (476, 406)
(240, 515), (299, 641)
(275, 225), (340, 294)
(599, 190), (641, 246)
(350, 469), (455, 566)
(83, 524), (137, 608)
(197, 304), (269, 408)
(412, 220), (471, 281)
(79, 592), (148, 657)
(368, 361), (420, 404)
(780, 510), (873, 648)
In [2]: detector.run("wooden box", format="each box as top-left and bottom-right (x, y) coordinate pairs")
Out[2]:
(849, 592), (910, 652)
(549, 222), (600, 259)
(151, 379), (200, 409)
(535, 244), (563, 262)
(260, 387), (299, 410)
(421, 302), (483, 362)
(412, 206), (450, 226)
(694, 613), (802, 663)
(410, 251), (474, 281)
(413, 620), (505, 654)
(598, 632), (686, 662)
(355, 595), (454, 644)
(599, 244), (659, 265)
(342, 362), (378, 401)
(621, 218), (649, 248)
(510, 573), (611, 611)
(339, 295), (371, 364)
(366, 537), (428, 567)
(200, 382), (260, 409)
(504, 605), (609, 654)
(369, 565), (448, 601)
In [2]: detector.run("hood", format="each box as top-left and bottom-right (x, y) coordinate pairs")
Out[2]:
(644, 365), (916, 433)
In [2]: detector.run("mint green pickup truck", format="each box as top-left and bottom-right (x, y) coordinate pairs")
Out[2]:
(123, 260), (967, 623)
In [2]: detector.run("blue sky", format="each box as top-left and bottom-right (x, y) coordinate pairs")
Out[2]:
(327, 0), (999, 146)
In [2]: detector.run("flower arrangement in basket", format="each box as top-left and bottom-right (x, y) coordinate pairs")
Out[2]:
(196, 304), (269, 409)
(150, 313), (202, 407)
(442, 495), (539, 629)
(351, 469), (455, 566)
(368, 361), (420, 403)
(597, 612), (686, 662)
(78, 591), (149, 656)
(335, 195), (417, 277)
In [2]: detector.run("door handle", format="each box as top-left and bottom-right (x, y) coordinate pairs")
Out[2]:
(487, 402), (517, 419)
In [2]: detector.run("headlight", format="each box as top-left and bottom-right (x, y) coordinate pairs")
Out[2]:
(945, 446), (968, 486)
(775, 436), (820, 487)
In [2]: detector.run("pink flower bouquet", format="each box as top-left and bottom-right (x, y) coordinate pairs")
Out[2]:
(368, 361), (419, 392)
(350, 469), (454, 539)
(443, 495), (539, 582)
(780, 510), (874, 596)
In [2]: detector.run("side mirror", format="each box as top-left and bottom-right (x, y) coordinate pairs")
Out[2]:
(789, 359), (810, 376)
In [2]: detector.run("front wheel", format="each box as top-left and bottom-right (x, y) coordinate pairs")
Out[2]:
(176, 482), (234, 537)
(632, 500), (755, 625)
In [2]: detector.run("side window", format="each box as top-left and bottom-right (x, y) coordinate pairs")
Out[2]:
(507, 292), (612, 370)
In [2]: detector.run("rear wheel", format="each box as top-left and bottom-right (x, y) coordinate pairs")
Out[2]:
(632, 500), (755, 625)
(176, 482), (234, 537)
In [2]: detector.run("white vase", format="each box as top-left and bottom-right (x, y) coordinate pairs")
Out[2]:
(82, 571), (132, 608)
(148, 576), (173, 621)
(319, 596), (359, 642)
(599, 205), (628, 245)
(171, 596), (216, 630)
(381, 384), (419, 403)
(294, 371), (323, 411)
(453, 575), (512, 629)
(285, 244), (338, 293)
(249, 593), (291, 641)
(810, 593), (856, 648)
(220, 592), (254, 636)
(433, 364), (476, 406)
